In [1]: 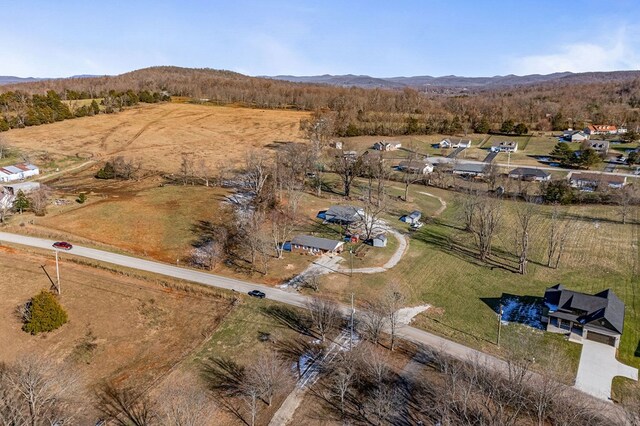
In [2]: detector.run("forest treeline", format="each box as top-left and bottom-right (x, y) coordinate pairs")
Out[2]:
(0, 88), (169, 131)
(2, 66), (640, 136)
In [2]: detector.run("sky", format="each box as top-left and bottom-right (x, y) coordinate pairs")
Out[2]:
(2, 0), (640, 78)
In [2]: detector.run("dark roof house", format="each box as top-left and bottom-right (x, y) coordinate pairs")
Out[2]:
(542, 284), (625, 347)
(508, 167), (551, 181)
(569, 172), (626, 189)
(452, 163), (487, 176)
(323, 205), (365, 224)
(290, 235), (345, 254)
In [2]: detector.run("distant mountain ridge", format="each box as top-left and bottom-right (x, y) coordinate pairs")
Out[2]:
(0, 76), (46, 85)
(267, 70), (640, 89)
(0, 74), (103, 86)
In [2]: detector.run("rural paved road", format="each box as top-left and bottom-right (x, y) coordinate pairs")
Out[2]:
(0, 231), (502, 364)
(0, 232), (628, 416)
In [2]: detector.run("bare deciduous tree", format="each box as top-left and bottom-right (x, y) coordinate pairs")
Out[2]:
(615, 185), (637, 225)
(271, 208), (295, 259)
(457, 190), (480, 231)
(0, 357), (78, 426)
(179, 152), (195, 185)
(156, 380), (216, 426)
(195, 158), (211, 187)
(470, 196), (502, 261)
(244, 152), (271, 199)
(331, 149), (361, 198)
(251, 351), (293, 407)
(189, 239), (224, 270)
(358, 301), (388, 345)
(513, 200), (538, 275)
(547, 203), (575, 269)
(383, 283), (406, 351)
(306, 297), (341, 342)
(28, 186), (51, 217)
(0, 135), (9, 159)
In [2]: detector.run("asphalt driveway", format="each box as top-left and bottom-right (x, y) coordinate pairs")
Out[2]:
(574, 340), (638, 401)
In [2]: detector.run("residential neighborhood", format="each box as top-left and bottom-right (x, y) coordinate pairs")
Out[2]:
(3, 1), (640, 424)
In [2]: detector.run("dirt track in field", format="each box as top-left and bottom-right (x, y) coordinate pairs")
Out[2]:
(3, 102), (310, 172)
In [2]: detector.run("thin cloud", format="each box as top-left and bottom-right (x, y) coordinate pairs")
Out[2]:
(510, 27), (640, 75)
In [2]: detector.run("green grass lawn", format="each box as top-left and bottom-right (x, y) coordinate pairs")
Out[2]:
(318, 187), (640, 381)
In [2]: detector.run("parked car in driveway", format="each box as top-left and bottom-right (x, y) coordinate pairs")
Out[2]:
(248, 290), (266, 299)
(52, 241), (73, 250)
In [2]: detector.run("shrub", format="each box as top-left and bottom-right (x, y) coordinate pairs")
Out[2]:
(76, 193), (87, 204)
(22, 290), (68, 334)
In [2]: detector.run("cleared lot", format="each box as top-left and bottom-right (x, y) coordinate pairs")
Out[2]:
(2, 102), (310, 172)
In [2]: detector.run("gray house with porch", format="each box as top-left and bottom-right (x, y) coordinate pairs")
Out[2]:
(541, 284), (624, 347)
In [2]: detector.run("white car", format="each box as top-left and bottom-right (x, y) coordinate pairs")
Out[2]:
(410, 221), (424, 230)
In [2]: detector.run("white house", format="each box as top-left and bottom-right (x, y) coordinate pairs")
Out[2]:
(569, 172), (626, 190)
(563, 130), (590, 143)
(439, 138), (472, 149)
(373, 141), (402, 151)
(490, 141), (518, 153)
(398, 160), (433, 174)
(0, 163), (39, 183)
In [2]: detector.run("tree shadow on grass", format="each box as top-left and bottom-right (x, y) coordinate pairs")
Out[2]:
(413, 227), (517, 273)
(260, 305), (315, 337)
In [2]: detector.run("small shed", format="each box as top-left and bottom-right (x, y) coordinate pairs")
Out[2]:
(372, 234), (388, 247)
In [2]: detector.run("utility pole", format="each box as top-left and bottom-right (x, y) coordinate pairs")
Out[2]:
(350, 293), (355, 350)
(54, 250), (61, 295)
(497, 303), (503, 347)
(349, 247), (354, 278)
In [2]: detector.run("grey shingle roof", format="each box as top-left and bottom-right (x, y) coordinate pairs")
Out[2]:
(325, 205), (363, 223)
(453, 163), (487, 174)
(509, 167), (550, 178)
(544, 284), (625, 334)
(291, 235), (344, 252)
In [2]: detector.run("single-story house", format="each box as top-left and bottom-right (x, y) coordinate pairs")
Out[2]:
(563, 130), (590, 143)
(0, 163), (39, 183)
(372, 234), (388, 248)
(585, 140), (609, 154)
(321, 205), (365, 225)
(373, 141), (402, 151)
(508, 167), (551, 182)
(290, 235), (345, 255)
(398, 160), (433, 174)
(490, 141), (518, 153)
(569, 172), (626, 190)
(584, 124), (625, 135)
(439, 138), (472, 149)
(3, 181), (41, 195)
(400, 210), (422, 225)
(453, 163), (487, 177)
(541, 284), (624, 347)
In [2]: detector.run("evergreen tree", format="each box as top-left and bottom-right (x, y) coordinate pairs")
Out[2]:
(500, 119), (515, 134)
(514, 123), (528, 135)
(473, 117), (491, 134)
(578, 147), (601, 168)
(13, 190), (29, 213)
(22, 290), (68, 334)
(95, 162), (115, 179)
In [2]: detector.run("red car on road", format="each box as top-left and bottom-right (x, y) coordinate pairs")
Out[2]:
(52, 241), (73, 250)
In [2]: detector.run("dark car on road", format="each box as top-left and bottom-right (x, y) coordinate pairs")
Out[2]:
(52, 241), (73, 250)
(248, 290), (266, 299)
